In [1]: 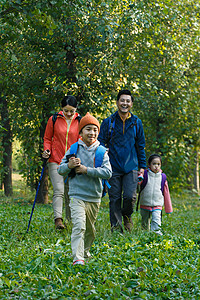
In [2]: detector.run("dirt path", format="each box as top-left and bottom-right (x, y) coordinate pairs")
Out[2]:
(12, 173), (23, 182)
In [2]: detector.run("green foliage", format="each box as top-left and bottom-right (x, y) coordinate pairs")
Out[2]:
(0, 178), (199, 299)
(0, 0), (199, 189)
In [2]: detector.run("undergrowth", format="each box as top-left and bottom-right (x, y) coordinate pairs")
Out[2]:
(0, 176), (199, 299)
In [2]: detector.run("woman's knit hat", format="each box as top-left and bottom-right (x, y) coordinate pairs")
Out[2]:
(79, 112), (100, 133)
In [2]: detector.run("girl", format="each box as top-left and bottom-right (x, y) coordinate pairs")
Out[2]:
(139, 154), (172, 235)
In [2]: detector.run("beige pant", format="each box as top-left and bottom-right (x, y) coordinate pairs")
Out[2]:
(70, 198), (100, 262)
(48, 162), (71, 220)
(48, 162), (64, 220)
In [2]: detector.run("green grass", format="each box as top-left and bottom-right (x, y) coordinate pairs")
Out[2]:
(0, 176), (199, 299)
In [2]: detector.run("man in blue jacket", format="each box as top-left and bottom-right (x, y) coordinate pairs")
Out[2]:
(98, 89), (146, 233)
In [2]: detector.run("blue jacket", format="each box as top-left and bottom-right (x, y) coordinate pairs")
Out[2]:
(98, 111), (146, 174)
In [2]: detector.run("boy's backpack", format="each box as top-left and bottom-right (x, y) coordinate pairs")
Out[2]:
(106, 113), (138, 145)
(66, 142), (111, 197)
(136, 169), (167, 211)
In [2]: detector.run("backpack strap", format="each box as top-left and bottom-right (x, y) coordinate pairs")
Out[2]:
(140, 169), (148, 191)
(52, 112), (63, 127)
(133, 116), (138, 139)
(53, 113), (81, 127)
(107, 114), (138, 146)
(161, 173), (167, 194)
(161, 174), (167, 219)
(52, 112), (58, 127)
(70, 142), (79, 155)
(107, 115), (115, 144)
(75, 115), (82, 122)
(132, 116), (139, 161)
(95, 145), (111, 197)
(94, 145), (107, 167)
(102, 179), (111, 197)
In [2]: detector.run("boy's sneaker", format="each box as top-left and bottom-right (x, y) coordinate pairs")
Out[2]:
(84, 252), (92, 263)
(84, 251), (92, 259)
(73, 260), (85, 266)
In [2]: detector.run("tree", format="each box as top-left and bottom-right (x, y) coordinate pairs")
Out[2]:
(109, 0), (200, 188)
(0, 0), (199, 194)
(0, 97), (13, 196)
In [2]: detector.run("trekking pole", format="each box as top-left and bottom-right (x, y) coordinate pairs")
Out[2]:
(26, 158), (48, 233)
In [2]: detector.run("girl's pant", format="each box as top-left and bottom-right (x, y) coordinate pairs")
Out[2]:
(48, 162), (64, 220)
(70, 198), (100, 262)
(140, 209), (162, 235)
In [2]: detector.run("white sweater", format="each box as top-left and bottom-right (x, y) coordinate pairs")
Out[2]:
(140, 170), (164, 207)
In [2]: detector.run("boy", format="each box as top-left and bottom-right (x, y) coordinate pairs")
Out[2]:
(58, 112), (112, 265)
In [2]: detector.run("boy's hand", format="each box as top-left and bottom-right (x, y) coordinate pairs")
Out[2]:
(68, 157), (81, 169)
(75, 165), (87, 174)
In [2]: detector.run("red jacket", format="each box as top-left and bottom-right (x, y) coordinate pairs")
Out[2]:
(43, 111), (80, 164)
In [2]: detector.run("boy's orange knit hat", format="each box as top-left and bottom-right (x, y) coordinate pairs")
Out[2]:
(79, 112), (100, 133)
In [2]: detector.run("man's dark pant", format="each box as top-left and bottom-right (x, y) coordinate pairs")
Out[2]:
(108, 170), (138, 230)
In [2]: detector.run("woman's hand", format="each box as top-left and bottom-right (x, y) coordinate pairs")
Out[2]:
(42, 150), (50, 159)
(68, 157), (81, 169)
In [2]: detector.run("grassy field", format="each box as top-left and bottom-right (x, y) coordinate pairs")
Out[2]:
(0, 175), (199, 299)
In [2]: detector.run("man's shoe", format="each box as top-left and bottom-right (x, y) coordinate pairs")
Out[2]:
(123, 216), (133, 233)
(55, 218), (65, 230)
(111, 224), (123, 234)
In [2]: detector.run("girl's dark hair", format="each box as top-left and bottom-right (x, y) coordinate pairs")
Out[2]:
(61, 95), (77, 108)
(117, 89), (133, 102)
(148, 154), (162, 165)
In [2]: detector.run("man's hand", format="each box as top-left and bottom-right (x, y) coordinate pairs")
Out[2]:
(68, 157), (81, 169)
(138, 168), (145, 176)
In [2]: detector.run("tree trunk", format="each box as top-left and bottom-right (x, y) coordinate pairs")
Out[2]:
(0, 97), (13, 196)
(0, 173), (3, 190)
(155, 118), (164, 155)
(194, 149), (199, 195)
(65, 17), (77, 84)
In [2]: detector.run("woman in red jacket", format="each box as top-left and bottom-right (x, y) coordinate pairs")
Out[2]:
(42, 95), (80, 229)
